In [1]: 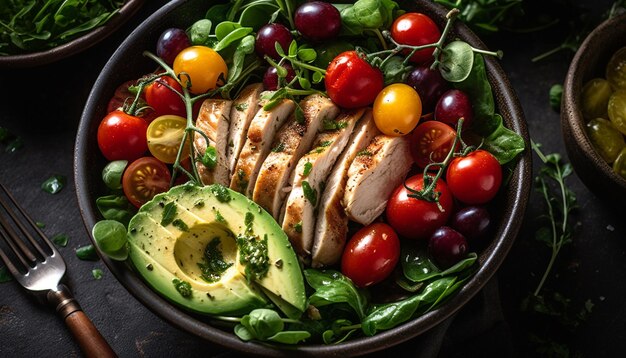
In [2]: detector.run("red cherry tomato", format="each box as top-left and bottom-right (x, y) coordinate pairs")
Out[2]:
(386, 173), (454, 240)
(97, 110), (148, 162)
(122, 157), (172, 208)
(446, 149), (502, 204)
(325, 51), (384, 108)
(341, 223), (400, 288)
(410, 121), (457, 169)
(145, 76), (186, 117)
(391, 13), (441, 64)
(107, 80), (158, 123)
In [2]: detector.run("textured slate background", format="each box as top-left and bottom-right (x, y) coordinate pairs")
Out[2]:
(1, 0), (625, 357)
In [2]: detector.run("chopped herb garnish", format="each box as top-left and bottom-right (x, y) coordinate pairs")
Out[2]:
(201, 146), (218, 169)
(211, 184), (232, 203)
(235, 103), (249, 111)
(214, 209), (226, 223)
(172, 219), (189, 232)
(320, 140), (332, 147)
(294, 221), (303, 233)
(272, 142), (286, 153)
(161, 202), (177, 226)
(303, 162), (313, 177)
(41, 175), (66, 194)
(357, 149), (373, 157)
(52, 234), (69, 247)
(294, 104), (305, 124)
(173, 278), (193, 298)
(0, 266), (12, 283)
(302, 181), (318, 207)
(198, 238), (233, 283)
(323, 119), (348, 131)
(237, 233), (270, 282)
(76, 245), (99, 261)
(245, 212), (255, 233)
(92, 269), (103, 280)
(36, 221), (45, 229)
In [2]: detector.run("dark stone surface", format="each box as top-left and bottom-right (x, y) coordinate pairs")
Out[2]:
(0, 1), (624, 357)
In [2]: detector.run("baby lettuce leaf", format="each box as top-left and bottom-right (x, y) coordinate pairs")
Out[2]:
(339, 0), (399, 36)
(401, 246), (478, 283)
(304, 269), (368, 319)
(95, 194), (136, 226)
(454, 54), (525, 164)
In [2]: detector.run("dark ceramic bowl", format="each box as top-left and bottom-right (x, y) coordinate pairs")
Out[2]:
(74, 0), (531, 355)
(0, 0), (145, 69)
(562, 13), (626, 203)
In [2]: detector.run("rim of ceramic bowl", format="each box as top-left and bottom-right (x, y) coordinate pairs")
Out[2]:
(562, 13), (626, 194)
(74, 1), (531, 355)
(0, 0), (146, 69)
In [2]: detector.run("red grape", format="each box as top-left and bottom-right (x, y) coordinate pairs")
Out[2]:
(294, 1), (341, 41)
(255, 23), (293, 61)
(157, 28), (191, 65)
(434, 89), (474, 128)
(428, 226), (468, 268)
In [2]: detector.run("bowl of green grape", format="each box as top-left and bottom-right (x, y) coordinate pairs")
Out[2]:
(562, 12), (626, 203)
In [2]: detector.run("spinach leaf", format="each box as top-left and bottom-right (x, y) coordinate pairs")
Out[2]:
(550, 84), (563, 112)
(482, 114), (527, 164)
(76, 244), (99, 261)
(213, 26), (253, 52)
(439, 41), (475, 83)
(101, 160), (127, 191)
(361, 277), (456, 336)
(340, 0), (399, 35)
(402, 247), (478, 283)
(51, 234), (69, 247)
(92, 268), (103, 280)
(92, 220), (128, 261)
(95, 195), (136, 226)
(304, 269), (368, 319)
(239, 3), (278, 30)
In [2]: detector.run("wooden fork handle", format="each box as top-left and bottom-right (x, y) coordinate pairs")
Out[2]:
(48, 285), (117, 358)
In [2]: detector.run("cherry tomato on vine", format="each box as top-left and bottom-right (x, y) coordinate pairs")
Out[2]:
(325, 51), (384, 108)
(107, 81), (157, 122)
(97, 110), (148, 162)
(341, 223), (400, 288)
(145, 76), (186, 117)
(391, 13), (441, 64)
(446, 149), (502, 204)
(386, 173), (453, 240)
(122, 157), (172, 208)
(373, 83), (422, 136)
(410, 121), (457, 169)
(173, 46), (228, 94)
(147, 115), (190, 164)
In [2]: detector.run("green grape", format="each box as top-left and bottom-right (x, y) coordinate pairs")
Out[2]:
(586, 118), (625, 163)
(581, 78), (613, 119)
(607, 91), (626, 135)
(613, 148), (626, 180)
(606, 47), (626, 91)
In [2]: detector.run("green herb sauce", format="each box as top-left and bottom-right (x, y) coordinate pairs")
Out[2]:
(197, 238), (233, 283)
(236, 233), (270, 282)
(173, 278), (193, 298)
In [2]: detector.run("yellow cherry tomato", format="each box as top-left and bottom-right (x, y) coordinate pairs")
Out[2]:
(173, 46), (228, 94)
(147, 115), (190, 164)
(373, 83), (422, 136)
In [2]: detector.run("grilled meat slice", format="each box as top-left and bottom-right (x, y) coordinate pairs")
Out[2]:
(343, 135), (413, 226)
(282, 108), (366, 257)
(194, 99), (232, 186)
(226, 83), (264, 176)
(253, 94), (340, 219)
(230, 98), (295, 197)
(311, 110), (380, 267)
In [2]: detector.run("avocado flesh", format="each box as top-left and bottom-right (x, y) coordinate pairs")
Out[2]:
(127, 183), (307, 316)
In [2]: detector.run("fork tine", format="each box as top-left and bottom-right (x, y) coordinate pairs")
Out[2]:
(0, 183), (53, 259)
(0, 245), (20, 277)
(0, 218), (33, 270)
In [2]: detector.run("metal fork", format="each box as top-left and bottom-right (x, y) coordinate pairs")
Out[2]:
(0, 183), (116, 358)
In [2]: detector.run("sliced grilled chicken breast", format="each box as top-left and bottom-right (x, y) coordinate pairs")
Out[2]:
(311, 110), (380, 267)
(230, 99), (295, 197)
(194, 99), (232, 186)
(343, 135), (413, 226)
(282, 108), (366, 257)
(253, 94), (340, 219)
(226, 83), (264, 175)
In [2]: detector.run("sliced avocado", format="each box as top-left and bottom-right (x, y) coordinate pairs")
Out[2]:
(127, 183), (307, 316)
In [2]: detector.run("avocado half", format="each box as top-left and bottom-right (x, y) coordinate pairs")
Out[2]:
(127, 183), (307, 317)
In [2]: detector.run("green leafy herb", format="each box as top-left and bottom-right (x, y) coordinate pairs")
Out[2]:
(401, 248), (477, 283)
(302, 181), (317, 206)
(235, 102), (249, 111)
(549, 84), (563, 112)
(201, 146), (218, 170)
(235, 308), (311, 344)
(237, 233), (270, 281)
(439, 41), (475, 82)
(51, 234), (69, 248)
(322, 118), (348, 131)
(302, 162), (312, 177)
(304, 269), (369, 319)
(173, 278), (193, 298)
(92, 220), (128, 261)
(214, 209), (226, 223)
(356, 149), (373, 157)
(0, 266), (12, 283)
(101, 160), (127, 191)
(41, 175), (66, 194)
(198, 238), (233, 283)
(75, 245), (98, 261)
(160, 202), (177, 226)
(36, 221), (45, 229)
(210, 184), (232, 203)
(172, 219), (189, 232)
(434, 0), (523, 33)
(294, 221), (303, 233)
(271, 142), (285, 153)
(0, 0), (124, 55)
(95, 195), (136, 226)
(92, 269), (103, 280)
